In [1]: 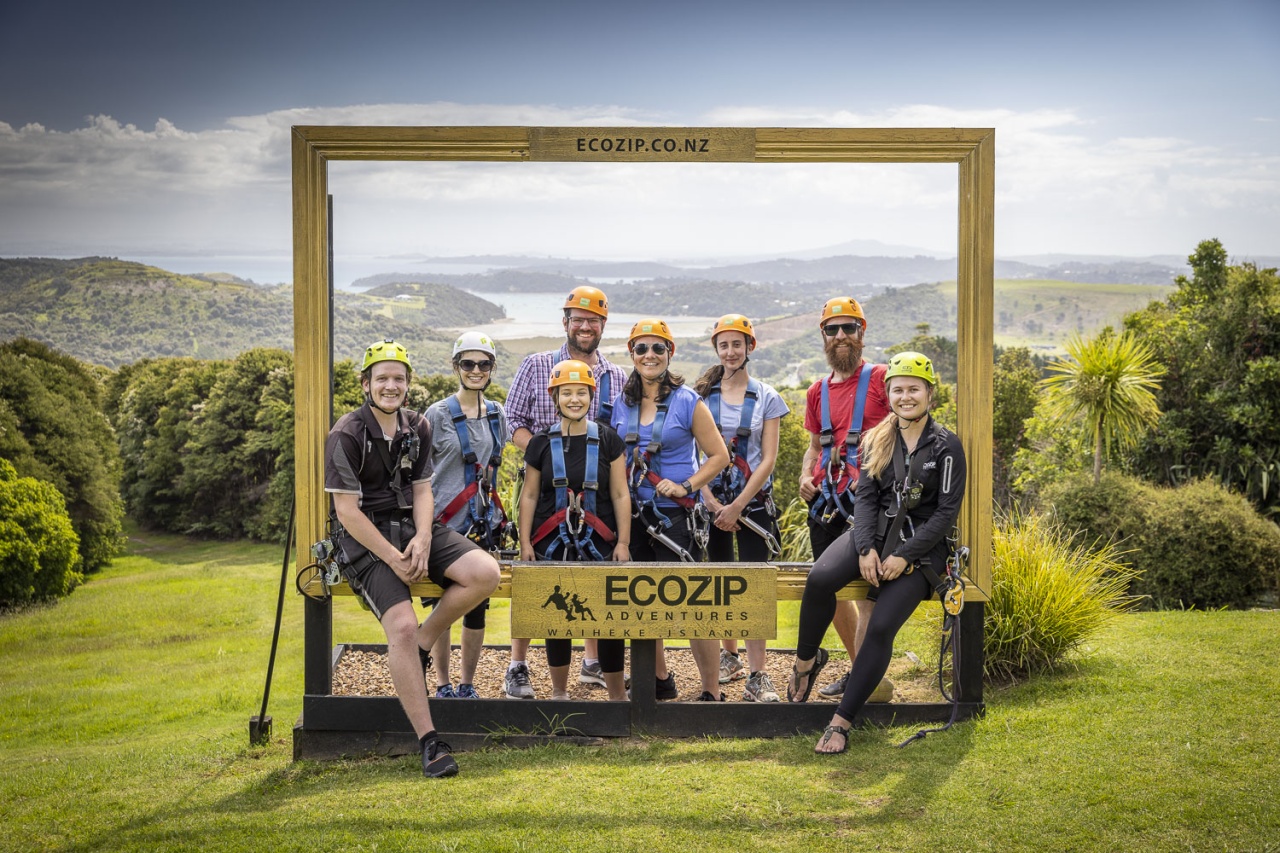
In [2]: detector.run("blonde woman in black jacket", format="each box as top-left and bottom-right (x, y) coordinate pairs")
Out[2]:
(788, 351), (966, 754)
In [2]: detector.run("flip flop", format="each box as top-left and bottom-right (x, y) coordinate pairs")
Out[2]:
(787, 647), (829, 703)
(815, 723), (850, 755)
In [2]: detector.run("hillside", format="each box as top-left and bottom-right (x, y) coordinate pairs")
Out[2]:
(0, 257), (504, 372)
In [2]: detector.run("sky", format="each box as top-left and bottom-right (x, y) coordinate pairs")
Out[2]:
(1, 0), (1277, 279)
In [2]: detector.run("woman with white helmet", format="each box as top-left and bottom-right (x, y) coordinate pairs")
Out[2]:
(694, 313), (791, 702)
(421, 330), (512, 699)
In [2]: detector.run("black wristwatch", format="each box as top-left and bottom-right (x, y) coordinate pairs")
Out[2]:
(681, 479), (694, 496)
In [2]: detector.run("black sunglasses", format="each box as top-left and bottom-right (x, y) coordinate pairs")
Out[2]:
(457, 359), (494, 372)
(823, 321), (863, 337)
(631, 342), (669, 356)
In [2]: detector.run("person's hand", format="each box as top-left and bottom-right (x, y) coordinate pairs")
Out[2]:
(612, 543), (630, 562)
(520, 543), (535, 562)
(714, 502), (743, 531)
(799, 472), (818, 502)
(859, 549), (882, 587)
(405, 530), (432, 579)
(879, 554), (909, 582)
(656, 478), (686, 499)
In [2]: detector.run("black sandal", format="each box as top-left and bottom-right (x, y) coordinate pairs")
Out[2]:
(787, 647), (829, 703)
(815, 723), (850, 755)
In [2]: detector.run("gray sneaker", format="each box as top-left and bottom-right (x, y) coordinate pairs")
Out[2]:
(743, 670), (780, 703)
(818, 667), (849, 697)
(718, 649), (746, 684)
(503, 663), (536, 699)
(579, 659), (606, 687)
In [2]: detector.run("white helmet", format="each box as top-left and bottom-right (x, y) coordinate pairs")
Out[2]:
(451, 331), (497, 361)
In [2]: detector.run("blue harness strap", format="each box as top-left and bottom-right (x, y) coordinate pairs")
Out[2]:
(439, 396), (508, 546)
(537, 420), (607, 560)
(810, 364), (874, 525)
(709, 377), (761, 504)
(596, 370), (613, 425)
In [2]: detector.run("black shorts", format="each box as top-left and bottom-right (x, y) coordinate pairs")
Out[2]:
(342, 519), (481, 620)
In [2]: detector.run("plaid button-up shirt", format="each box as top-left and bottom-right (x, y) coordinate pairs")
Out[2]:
(506, 343), (629, 436)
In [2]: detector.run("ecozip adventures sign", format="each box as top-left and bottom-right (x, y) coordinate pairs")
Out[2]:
(529, 127), (756, 162)
(511, 564), (777, 640)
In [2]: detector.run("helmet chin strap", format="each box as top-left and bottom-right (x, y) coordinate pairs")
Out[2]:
(368, 393), (402, 416)
(723, 355), (749, 381)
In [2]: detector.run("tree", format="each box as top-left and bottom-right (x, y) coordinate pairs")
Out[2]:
(0, 458), (83, 607)
(0, 339), (123, 572)
(1041, 330), (1163, 484)
(1124, 239), (1280, 513)
(992, 347), (1042, 505)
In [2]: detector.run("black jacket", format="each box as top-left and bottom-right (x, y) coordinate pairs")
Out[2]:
(852, 416), (966, 569)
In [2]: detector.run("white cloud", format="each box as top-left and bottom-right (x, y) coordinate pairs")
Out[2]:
(0, 101), (1275, 259)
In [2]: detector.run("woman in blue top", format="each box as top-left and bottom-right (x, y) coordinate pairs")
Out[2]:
(611, 317), (730, 701)
(694, 314), (790, 703)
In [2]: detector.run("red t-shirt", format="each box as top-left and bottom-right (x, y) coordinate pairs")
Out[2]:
(804, 361), (890, 489)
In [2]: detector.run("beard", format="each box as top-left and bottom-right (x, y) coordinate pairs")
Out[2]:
(567, 328), (601, 357)
(824, 336), (863, 375)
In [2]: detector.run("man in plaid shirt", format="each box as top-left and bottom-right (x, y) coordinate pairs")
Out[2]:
(502, 284), (629, 699)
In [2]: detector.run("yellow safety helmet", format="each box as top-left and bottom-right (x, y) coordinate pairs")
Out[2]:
(547, 359), (597, 391)
(818, 296), (867, 331)
(564, 285), (609, 318)
(711, 313), (756, 351)
(361, 339), (412, 373)
(628, 317), (676, 355)
(885, 351), (937, 386)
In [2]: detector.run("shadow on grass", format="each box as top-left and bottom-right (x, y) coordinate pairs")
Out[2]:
(64, 725), (979, 850)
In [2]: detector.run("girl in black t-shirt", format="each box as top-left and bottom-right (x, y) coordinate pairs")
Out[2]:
(518, 359), (632, 701)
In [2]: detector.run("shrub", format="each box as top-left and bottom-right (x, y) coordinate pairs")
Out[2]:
(775, 497), (813, 563)
(1045, 473), (1280, 609)
(0, 459), (84, 607)
(1132, 478), (1280, 609)
(985, 510), (1140, 681)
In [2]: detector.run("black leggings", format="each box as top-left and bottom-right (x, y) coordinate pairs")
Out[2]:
(706, 503), (778, 562)
(833, 568), (929, 720)
(796, 529), (867, 659)
(546, 637), (626, 673)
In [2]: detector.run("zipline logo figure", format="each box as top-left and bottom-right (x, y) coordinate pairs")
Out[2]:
(570, 592), (596, 622)
(542, 585), (576, 621)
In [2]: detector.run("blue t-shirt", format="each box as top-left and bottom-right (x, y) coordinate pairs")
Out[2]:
(707, 379), (790, 492)
(611, 384), (701, 509)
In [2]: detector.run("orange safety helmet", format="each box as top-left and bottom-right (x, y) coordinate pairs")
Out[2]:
(818, 296), (867, 331)
(711, 313), (756, 351)
(563, 285), (609, 318)
(547, 359), (597, 391)
(628, 317), (676, 355)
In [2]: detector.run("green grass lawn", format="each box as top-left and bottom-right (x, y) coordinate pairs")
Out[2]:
(1, 528), (1276, 852)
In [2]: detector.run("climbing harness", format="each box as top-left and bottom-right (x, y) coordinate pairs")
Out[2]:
(707, 377), (780, 559)
(809, 364), (874, 527)
(596, 370), (614, 426)
(434, 396), (513, 552)
(530, 421), (616, 560)
(624, 397), (706, 562)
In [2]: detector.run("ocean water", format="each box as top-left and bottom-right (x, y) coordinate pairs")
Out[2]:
(129, 254), (715, 342)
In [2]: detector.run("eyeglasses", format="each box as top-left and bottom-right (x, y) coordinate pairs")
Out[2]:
(567, 316), (604, 328)
(631, 342), (670, 356)
(823, 321), (863, 338)
(457, 359), (494, 373)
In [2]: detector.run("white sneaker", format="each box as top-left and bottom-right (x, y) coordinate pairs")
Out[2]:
(718, 649), (746, 683)
(743, 671), (780, 703)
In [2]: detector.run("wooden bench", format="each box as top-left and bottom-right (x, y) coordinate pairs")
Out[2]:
(294, 560), (982, 760)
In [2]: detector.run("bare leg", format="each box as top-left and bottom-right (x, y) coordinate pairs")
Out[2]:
(745, 638), (768, 674)
(429, 630), (452, 688)
(459, 625), (484, 684)
(382, 600), (435, 738)
(510, 637), (531, 665)
(690, 638), (722, 697)
(416, 550), (500, 652)
(721, 638), (739, 655)
(832, 600), (858, 661)
(655, 639), (668, 679)
(549, 664), (570, 699)
(584, 637), (599, 661)
(603, 671), (626, 701)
